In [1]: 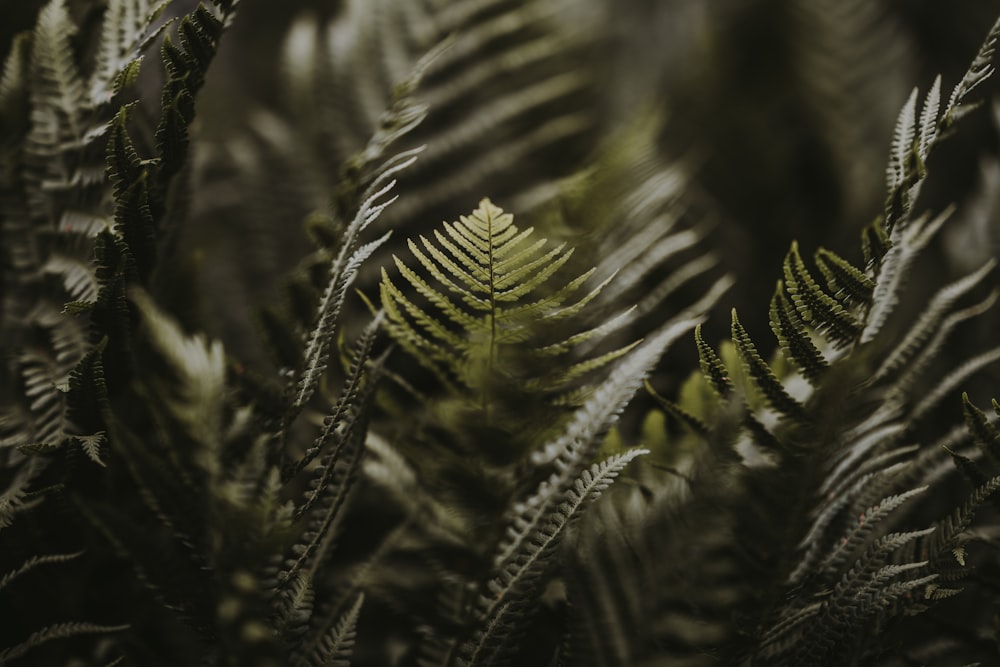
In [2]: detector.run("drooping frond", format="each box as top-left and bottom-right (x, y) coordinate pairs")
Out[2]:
(0, 622), (130, 665)
(0, 551), (82, 593)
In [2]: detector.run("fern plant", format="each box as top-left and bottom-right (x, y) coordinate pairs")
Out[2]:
(4, 1), (1000, 666)
(0, 0), (418, 662)
(563, 14), (1000, 667)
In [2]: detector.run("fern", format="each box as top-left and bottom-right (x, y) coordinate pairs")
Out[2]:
(560, 14), (1000, 666)
(298, 593), (364, 667)
(0, 622), (130, 665)
(0, 550), (82, 592)
(381, 198), (630, 409)
(4, 1), (1000, 665)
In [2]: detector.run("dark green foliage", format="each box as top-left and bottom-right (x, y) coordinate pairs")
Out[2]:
(3, 2), (1000, 666)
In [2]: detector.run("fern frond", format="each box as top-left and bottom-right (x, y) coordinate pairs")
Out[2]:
(782, 242), (861, 346)
(273, 573), (315, 643)
(280, 351), (378, 587)
(769, 280), (829, 384)
(909, 346), (1000, 422)
(695, 324), (732, 399)
(0, 551), (82, 593)
(887, 86), (919, 196)
(131, 290), (226, 454)
(942, 15), (1000, 129)
(288, 312), (385, 478)
(790, 460), (917, 585)
(74, 431), (107, 467)
(532, 317), (698, 469)
(962, 393), (1000, 467)
(29, 0), (86, 148)
(814, 247), (875, 306)
(382, 198), (637, 414)
(154, 4), (227, 182)
(787, 0), (912, 221)
(292, 153), (418, 413)
(872, 259), (995, 383)
(731, 310), (807, 423)
(861, 208), (950, 344)
(17, 349), (72, 446)
(0, 622), (129, 665)
(917, 75), (942, 163)
(0, 33), (30, 124)
(42, 253), (101, 304)
(817, 485), (929, 575)
(106, 103), (158, 278)
(463, 449), (649, 665)
(90, 0), (172, 103)
(932, 475), (1000, 551)
(299, 593), (363, 667)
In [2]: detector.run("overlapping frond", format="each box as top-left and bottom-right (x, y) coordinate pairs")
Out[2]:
(610, 16), (1000, 665)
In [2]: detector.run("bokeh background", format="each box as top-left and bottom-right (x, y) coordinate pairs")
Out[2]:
(4, 0), (1000, 370)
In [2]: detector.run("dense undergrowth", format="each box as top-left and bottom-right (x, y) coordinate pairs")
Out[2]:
(4, 1), (1000, 665)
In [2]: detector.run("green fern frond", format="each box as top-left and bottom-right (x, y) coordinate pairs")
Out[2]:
(280, 356), (377, 588)
(299, 593), (363, 667)
(860, 215), (890, 268)
(731, 310), (807, 423)
(462, 448), (649, 666)
(107, 103), (159, 279)
(769, 281), (829, 384)
(293, 150), (419, 413)
(887, 86), (919, 198)
(29, 0), (87, 153)
(90, 0), (173, 103)
(788, 0), (913, 218)
(814, 247), (875, 306)
(783, 242), (862, 346)
(272, 573), (315, 643)
(861, 208), (950, 345)
(872, 259), (995, 384)
(909, 346), (1000, 422)
(132, 290), (226, 453)
(929, 475), (1000, 554)
(695, 324), (732, 399)
(817, 485), (929, 575)
(381, 198), (635, 411)
(962, 393), (1000, 468)
(0, 622), (129, 665)
(0, 551), (83, 593)
(941, 15), (1000, 130)
(155, 4), (226, 182)
(277, 0), (601, 241)
(0, 33), (30, 126)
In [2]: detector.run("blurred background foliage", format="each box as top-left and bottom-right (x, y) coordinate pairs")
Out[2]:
(6, 0), (992, 376)
(17, 0), (988, 364)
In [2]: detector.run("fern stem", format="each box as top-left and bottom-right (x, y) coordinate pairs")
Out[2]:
(486, 201), (498, 422)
